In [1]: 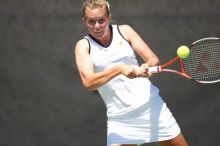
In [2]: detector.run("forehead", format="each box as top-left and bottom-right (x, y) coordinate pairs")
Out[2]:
(84, 6), (108, 18)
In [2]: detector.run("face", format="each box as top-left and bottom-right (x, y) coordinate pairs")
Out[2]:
(83, 6), (110, 39)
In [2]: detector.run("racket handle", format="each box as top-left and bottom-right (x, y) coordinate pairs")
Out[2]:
(148, 66), (161, 73)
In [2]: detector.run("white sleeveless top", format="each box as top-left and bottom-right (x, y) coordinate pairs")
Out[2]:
(85, 25), (159, 118)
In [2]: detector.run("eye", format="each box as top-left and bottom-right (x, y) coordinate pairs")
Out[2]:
(88, 19), (96, 25)
(98, 18), (106, 24)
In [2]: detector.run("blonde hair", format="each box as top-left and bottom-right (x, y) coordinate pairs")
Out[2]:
(83, 0), (110, 17)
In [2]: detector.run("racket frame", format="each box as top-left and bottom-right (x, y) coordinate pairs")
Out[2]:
(148, 37), (220, 84)
(148, 56), (191, 80)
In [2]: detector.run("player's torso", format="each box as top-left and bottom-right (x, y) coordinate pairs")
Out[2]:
(85, 24), (138, 72)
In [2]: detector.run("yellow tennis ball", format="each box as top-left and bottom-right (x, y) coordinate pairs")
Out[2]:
(177, 45), (190, 59)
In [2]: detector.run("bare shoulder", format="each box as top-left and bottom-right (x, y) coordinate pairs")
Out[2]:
(118, 24), (134, 33)
(75, 38), (89, 54)
(118, 24), (138, 41)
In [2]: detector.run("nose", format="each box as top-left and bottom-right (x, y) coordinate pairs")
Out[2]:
(94, 21), (101, 28)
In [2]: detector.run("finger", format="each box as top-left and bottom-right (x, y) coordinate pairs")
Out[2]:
(141, 63), (149, 69)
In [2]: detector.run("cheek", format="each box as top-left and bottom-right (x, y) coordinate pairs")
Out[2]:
(103, 19), (109, 26)
(86, 24), (94, 33)
(101, 20), (110, 30)
(87, 25), (93, 30)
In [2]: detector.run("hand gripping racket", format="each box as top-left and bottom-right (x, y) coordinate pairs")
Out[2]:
(148, 37), (220, 84)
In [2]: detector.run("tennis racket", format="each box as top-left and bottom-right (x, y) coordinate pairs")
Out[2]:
(148, 37), (220, 84)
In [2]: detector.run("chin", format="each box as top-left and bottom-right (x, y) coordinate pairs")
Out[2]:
(94, 33), (104, 39)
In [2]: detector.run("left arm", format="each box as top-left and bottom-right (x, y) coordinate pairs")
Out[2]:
(119, 24), (160, 67)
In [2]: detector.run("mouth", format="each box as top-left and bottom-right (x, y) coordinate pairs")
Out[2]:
(95, 31), (102, 34)
(94, 31), (103, 37)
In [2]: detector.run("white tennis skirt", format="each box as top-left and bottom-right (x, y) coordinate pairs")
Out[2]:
(107, 95), (181, 146)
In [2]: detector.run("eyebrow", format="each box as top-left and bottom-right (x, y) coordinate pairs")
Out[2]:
(85, 15), (108, 19)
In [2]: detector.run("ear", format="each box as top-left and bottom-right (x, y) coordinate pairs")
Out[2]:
(82, 17), (86, 24)
(108, 14), (112, 23)
(109, 14), (112, 20)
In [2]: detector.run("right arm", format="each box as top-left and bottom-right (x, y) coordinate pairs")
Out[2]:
(74, 39), (138, 91)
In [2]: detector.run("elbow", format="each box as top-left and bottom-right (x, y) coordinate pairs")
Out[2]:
(80, 75), (98, 91)
(85, 85), (96, 91)
(83, 81), (97, 91)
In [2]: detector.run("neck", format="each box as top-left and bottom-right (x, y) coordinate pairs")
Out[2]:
(89, 25), (112, 47)
(100, 29), (111, 47)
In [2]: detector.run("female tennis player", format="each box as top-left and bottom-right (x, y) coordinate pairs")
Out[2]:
(74, 0), (188, 146)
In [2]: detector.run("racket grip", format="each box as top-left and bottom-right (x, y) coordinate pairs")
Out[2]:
(148, 66), (161, 73)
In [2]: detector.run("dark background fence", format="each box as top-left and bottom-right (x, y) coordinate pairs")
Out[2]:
(1, 0), (220, 146)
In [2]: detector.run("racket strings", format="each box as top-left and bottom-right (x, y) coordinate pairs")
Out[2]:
(183, 39), (220, 82)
